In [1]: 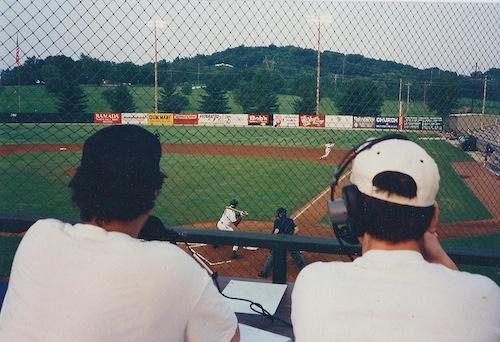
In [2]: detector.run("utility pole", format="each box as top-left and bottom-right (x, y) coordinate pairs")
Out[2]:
(146, 18), (166, 113)
(342, 55), (346, 81)
(423, 82), (428, 112)
(482, 76), (488, 115)
(398, 78), (403, 118)
(406, 82), (411, 114)
(471, 62), (478, 113)
(315, 16), (321, 115)
(307, 13), (332, 116)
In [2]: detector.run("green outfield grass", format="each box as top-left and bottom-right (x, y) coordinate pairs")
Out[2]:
(0, 124), (491, 225)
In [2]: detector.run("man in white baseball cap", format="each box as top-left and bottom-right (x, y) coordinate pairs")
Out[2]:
(292, 136), (500, 342)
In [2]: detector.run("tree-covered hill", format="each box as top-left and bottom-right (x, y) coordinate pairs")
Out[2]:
(1, 45), (498, 110)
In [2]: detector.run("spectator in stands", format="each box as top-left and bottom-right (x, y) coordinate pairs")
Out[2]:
(0, 125), (240, 342)
(291, 137), (500, 341)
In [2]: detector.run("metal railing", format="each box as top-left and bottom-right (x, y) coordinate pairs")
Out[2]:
(2, 213), (499, 284)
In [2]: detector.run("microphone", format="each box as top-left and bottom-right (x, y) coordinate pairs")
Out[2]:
(138, 215), (180, 244)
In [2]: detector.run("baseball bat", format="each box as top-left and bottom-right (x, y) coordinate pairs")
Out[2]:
(225, 206), (249, 216)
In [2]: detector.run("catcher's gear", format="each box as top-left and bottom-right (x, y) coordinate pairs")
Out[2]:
(276, 207), (287, 217)
(230, 198), (238, 207)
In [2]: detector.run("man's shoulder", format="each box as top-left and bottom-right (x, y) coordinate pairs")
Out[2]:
(24, 218), (68, 236)
(447, 268), (500, 292)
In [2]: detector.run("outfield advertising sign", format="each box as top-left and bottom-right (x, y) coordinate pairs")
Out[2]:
(94, 112), (121, 124)
(248, 114), (270, 126)
(122, 113), (148, 125)
(404, 117), (443, 130)
(325, 115), (353, 129)
(299, 115), (325, 127)
(174, 114), (198, 125)
(375, 117), (398, 129)
(148, 113), (174, 125)
(353, 116), (375, 128)
(273, 114), (299, 127)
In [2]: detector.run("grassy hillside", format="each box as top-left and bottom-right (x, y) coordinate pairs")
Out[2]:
(4, 85), (498, 116)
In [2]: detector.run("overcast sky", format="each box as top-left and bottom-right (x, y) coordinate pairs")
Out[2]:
(1, 0), (499, 76)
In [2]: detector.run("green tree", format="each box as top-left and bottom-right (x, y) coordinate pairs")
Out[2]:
(427, 73), (460, 117)
(56, 81), (88, 113)
(200, 74), (230, 114)
(290, 72), (316, 114)
(181, 82), (193, 95)
(335, 78), (384, 116)
(41, 64), (65, 96)
(234, 69), (282, 114)
(102, 84), (136, 112)
(159, 81), (189, 113)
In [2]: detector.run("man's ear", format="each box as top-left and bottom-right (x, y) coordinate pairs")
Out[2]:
(427, 202), (440, 234)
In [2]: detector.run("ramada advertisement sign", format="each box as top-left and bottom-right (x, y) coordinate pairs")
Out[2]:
(94, 112), (122, 124)
(299, 115), (325, 127)
(248, 114), (270, 125)
(174, 114), (198, 125)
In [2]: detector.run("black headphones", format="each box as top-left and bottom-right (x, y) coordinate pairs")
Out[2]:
(327, 134), (410, 247)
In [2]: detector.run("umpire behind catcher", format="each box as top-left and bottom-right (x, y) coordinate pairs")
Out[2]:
(258, 207), (306, 278)
(0, 125), (240, 342)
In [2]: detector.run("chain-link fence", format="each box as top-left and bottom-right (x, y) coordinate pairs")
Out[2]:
(1, 1), (499, 282)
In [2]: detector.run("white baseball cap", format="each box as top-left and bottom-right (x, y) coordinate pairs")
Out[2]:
(350, 139), (440, 207)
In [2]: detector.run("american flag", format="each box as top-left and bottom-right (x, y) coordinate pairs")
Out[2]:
(15, 36), (20, 67)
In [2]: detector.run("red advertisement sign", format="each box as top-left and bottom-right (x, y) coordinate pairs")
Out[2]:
(94, 112), (122, 124)
(248, 114), (269, 125)
(174, 113), (198, 125)
(299, 115), (325, 127)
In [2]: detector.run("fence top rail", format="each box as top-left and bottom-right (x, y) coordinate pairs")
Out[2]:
(1, 213), (499, 267)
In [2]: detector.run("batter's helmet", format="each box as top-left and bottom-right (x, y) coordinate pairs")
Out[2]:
(276, 207), (287, 217)
(230, 198), (238, 207)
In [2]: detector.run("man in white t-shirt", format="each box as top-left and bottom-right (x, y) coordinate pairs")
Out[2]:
(0, 125), (240, 342)
(292, 136), (500, 341)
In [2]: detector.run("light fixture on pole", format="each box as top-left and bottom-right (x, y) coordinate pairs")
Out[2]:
(308, 13), (333, 115)
(146, 18), (166, 113)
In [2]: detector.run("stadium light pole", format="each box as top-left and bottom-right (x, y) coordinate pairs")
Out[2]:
(308, 13), (333, 115)
(146, 18), (166, 113)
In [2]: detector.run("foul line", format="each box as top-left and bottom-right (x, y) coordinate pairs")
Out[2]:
(292, 171), (350, 220)
(192, 249), (232, 266)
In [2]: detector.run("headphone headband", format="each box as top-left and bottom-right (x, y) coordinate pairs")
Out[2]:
(329, 134), (409, 201)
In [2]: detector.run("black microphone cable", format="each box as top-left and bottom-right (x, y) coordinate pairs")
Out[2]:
(139, 216), (292, 328)
(184, 242), (292, 328)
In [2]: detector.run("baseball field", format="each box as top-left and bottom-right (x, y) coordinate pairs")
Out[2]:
(1, 124), (499, 283)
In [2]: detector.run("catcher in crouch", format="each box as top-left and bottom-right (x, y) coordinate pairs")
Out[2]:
(216, 198), (247, 259)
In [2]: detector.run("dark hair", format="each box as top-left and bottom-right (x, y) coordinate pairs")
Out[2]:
(69, 125), (166, 223)
(358, 171), (434, 243)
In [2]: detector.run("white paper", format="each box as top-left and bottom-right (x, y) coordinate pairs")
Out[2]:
(222, 280), (287, 315)
(239, 323), (292, 342)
